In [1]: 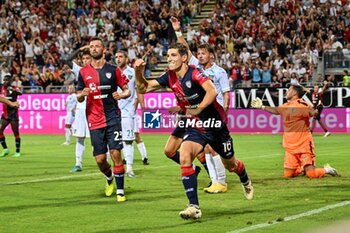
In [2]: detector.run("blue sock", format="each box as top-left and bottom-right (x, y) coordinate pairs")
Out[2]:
(113, 165), (124, 192)
(235, 160), (249, 185)
(0, 135), (7, 149)
(181, 165), (199, 206)
(15, 137), (20, 153)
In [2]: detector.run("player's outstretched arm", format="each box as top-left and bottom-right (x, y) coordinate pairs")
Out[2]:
(61, 45), (90, 68)
(170, 17), (193, 61)
(251, 97), (280, 115)
(134, 59), (162, 94)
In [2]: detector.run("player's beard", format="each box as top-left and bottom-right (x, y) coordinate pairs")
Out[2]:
(91, 51), (103, 60)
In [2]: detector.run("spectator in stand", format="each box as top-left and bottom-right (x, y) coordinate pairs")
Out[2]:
(11, 74), (22, 89)
(231, 63), (242, 88)
(1, 0), (349, 92)
(261, 63), (272, 84)
(252, 63), (262, 83)
(241, 64), (252, 87)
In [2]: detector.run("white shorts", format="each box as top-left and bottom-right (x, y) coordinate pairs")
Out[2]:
(72, 109), (90, 138)
(133, 115), (140, 133)
(65, 112), (75, 125)
(122, 116), (135, 141)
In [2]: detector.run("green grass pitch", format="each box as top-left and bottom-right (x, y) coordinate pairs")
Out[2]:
(0, 134), (349, 233)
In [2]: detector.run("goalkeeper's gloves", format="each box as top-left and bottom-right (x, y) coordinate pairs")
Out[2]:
(251, 97), (265, 110)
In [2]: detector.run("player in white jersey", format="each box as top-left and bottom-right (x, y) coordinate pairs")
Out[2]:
(63, 47), (92, 172)
(62, 85), (77, 145)
(171, 17), (230, 193)
(116, 51), (149, 177)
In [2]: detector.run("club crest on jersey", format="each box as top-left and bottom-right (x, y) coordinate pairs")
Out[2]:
(185, 81), (191, 88)
(209, 75), (214, 80)
(128, 75), (133, 80)
(106, 73), (112, 79)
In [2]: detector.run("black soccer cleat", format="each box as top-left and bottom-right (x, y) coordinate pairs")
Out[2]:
(142, 158), (149, 165)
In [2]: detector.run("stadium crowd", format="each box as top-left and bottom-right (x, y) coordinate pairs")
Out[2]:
(0, 0), (349, 92)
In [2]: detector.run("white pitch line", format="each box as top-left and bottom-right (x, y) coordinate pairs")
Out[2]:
(227, 200), (350, 233)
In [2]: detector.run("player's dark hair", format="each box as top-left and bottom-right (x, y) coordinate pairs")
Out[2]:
(198, 43), (215, 55)
(81, 49), (91, 56)
(90, 37), (105, 47)
(291, 84), (304, 98)
(168, 43), (188, 57)
(116, 50), (128, 57)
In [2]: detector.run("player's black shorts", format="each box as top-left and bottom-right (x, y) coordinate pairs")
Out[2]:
(171, 125), (186, 138)
(1, 113), (19, 122)
(182, 125), (234, 159)
(313, 105), (323, 121)
(171, 116), (186, 138)
(90, 123), (123, 156)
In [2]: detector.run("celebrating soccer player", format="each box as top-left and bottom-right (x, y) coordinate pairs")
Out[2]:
(77, 37), (130, 202)
(304, 81), (331, 137)
(171, 16), (230, 193)
(135, 43), (253, 220)
(0, 75), (21, 157)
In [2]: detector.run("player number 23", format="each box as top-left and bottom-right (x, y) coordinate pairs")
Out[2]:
(114, 131), (122, 141)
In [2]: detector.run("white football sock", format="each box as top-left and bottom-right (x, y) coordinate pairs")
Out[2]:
(124, 142), (134, 172)
(213, 155), (226, 185)
(137, 142), (147, 160)
(75, 138), (85, 167)
(205, 153), (218, 184)
(65, 128), (71, 143)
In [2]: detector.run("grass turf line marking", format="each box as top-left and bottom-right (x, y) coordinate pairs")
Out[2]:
(227, 200), (350, 233)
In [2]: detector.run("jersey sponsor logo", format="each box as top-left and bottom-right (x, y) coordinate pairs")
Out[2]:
(89, 83), (98, 92)
(86, 76), (92, 80)
(143, 110), (161, 129)
(93, 94), (108, 99)
(185, 80), (192, 88)
(106, 72), (112, 79)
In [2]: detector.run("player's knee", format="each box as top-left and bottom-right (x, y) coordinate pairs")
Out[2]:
(284, 169), (297, 178)
(164, 148), (175, 158)
(305, 169), (325, 178)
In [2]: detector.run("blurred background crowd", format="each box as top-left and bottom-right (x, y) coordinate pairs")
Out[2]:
(0, 0), (349, 93)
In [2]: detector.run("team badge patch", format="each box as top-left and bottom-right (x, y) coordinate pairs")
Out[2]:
(185, 81), (191, 88)
(106, 73), (112, 79)
(128, 75), (133, 80)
